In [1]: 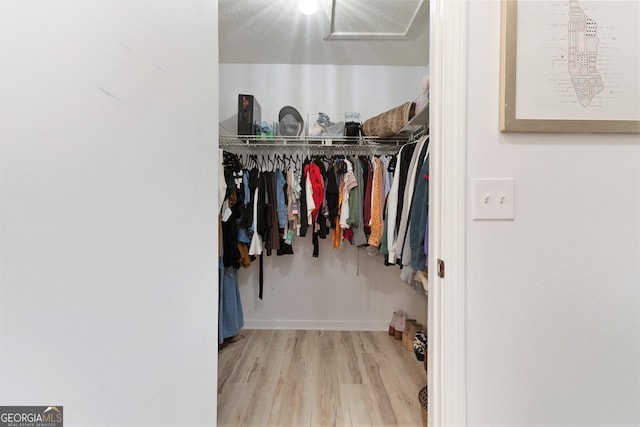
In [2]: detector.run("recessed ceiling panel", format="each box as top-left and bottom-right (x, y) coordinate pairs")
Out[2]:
(329, 0), (425, 38)
(218, 0), (429, 66)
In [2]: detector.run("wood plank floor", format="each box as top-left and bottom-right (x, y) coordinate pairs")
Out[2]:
(218, 329), (427, 427)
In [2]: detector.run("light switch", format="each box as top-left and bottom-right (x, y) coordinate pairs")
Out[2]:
(472, 178), (515, 220)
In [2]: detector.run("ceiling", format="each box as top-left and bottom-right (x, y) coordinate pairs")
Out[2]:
(218, 0), (429, 66)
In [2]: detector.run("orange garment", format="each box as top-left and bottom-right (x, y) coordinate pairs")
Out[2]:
(368, 158), (384, 247)
(333, 178), (344, 248)
(237, 242), (251, 268)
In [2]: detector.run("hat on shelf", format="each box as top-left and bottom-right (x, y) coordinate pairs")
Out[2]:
(278, 106), (305, 137)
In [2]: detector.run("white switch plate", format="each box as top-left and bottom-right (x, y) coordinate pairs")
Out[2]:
(472, 178), (515, 220)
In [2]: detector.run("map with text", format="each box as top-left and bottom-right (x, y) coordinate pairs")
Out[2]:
(516, 1), (638, 121)
(567, 1), (604, 107)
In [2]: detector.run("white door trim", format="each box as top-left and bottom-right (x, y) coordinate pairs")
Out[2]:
(428, 0), (467, 426)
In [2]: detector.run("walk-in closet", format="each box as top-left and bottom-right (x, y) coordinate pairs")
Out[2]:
(217, 1), (431, 426)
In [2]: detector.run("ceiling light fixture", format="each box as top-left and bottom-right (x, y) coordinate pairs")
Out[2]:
(298, 0), (318, 15)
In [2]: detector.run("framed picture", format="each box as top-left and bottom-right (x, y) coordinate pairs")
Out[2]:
(500, 0), (640, 133)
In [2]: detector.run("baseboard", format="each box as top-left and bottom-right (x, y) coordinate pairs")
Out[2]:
(243, 319), (388, 331)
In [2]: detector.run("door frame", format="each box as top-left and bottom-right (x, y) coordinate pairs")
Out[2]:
(428, 0), (467, 426)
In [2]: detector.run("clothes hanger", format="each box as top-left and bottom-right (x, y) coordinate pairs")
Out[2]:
(283, 154), (292, 170)
(259, 153), (267, 171)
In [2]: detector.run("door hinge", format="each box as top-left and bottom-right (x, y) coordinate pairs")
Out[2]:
(437, 259), (445, 278)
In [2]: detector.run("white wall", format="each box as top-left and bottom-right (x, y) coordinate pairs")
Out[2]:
(239, 239), (427, 330)
(0, 1), (218, 426)
(465, 2), (640, 426)
(220, 63), (429, 329)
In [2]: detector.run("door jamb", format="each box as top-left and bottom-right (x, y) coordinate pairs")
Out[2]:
(428, 0), (467, 426)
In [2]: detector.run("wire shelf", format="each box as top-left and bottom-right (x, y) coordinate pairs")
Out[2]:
(219, 103), (428, 155)
(221, 133), (406, 145)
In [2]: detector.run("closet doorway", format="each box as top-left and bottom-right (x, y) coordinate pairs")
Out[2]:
(215, 1), (455, 426)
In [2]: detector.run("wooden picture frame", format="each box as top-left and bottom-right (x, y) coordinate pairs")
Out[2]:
(500, 0), (640, 133)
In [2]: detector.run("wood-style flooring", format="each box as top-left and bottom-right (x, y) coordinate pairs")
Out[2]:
(218, 329), (427, 427)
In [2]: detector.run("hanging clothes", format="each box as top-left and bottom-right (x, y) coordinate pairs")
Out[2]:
(384, 145), (409, 260)
(248, 184), (263, 257)
(363, 159), (373, 236)
(332, 166), (344, 249)
(265, 171), (280, 254)
(219, 151), (245, 342)
(219, 142), (430, 298)
(410, 146), (430, 271)
(218, 258), (244, 343)
(305, 161), (324, 257)
(315, 158), (330, 239)
(394, 136), (429, 263)
(339, 159), (357, 229)
(325, 161), (339, 229)
(222, 166), (241, 269)
(395, 142), (418, 232)
(350, 156), (368, 247)
(368, 157), (385, 247)
(286, 169), (299, 236)
(275, 169), (288, 229)
(299, 158), (310, 237)
(218, 148), (227, 214)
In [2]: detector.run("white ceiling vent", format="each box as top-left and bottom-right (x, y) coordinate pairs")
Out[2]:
(326, 0), (426, 40)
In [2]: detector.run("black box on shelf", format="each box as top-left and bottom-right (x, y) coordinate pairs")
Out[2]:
(237, 94), (261, 135)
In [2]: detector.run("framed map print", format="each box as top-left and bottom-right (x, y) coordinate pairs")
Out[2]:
(500, 0), (640, 133)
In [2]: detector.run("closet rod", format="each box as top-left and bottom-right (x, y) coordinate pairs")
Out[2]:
(220, 134), (407, 145)
(219, 143), (400, 156)
(219, 139), (402, 155)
